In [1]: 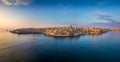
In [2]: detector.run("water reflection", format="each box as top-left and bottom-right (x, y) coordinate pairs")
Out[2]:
(49, 33), (105, 42)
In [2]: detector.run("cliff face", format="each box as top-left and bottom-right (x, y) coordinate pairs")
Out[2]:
(112, 28), (120, 32)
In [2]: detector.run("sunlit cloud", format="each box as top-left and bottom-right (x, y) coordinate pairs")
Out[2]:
(1, 0), (12, 5)
(1, 0), (31, 5)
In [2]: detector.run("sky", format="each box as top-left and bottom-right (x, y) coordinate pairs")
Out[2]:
(0, 0), (120, 29)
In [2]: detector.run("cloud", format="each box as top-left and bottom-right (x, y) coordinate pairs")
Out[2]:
(1, 0), (31, 5)
(95, 13), (118, 23)
(1, 0), (12, 5)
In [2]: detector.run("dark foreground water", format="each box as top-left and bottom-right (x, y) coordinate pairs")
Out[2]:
(0, 30), (120, 62)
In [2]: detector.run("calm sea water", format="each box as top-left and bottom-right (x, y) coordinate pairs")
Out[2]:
(0, 29), (120, 62)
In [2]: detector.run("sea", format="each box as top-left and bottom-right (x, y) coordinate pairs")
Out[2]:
(0, 29), (120, 62)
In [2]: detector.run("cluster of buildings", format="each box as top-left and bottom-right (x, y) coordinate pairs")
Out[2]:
(44, 26), (109, 37)
(45, 26), (81, 36)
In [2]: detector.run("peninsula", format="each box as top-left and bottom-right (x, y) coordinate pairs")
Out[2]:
(9, 26), (112, 37)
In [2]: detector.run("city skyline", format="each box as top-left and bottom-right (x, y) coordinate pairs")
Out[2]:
(0, 0), (120, 29)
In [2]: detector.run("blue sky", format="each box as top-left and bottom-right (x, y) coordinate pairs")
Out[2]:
(0, 0), (120, 28)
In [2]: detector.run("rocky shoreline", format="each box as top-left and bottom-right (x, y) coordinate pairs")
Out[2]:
(9, 26), (111, 37)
